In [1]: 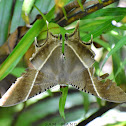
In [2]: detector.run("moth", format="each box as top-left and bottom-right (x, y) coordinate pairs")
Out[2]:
(0, 22), (126, 107)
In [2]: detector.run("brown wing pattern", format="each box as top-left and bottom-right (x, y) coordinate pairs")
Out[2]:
(0, 69), (38, 107)
(1, 22), (126, 107)
(30, 32), (61, 70)
(65, 23), (95, 68)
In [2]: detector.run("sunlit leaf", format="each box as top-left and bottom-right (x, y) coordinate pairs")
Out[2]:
(38, 23), (61, 40)
(81, 16), (123, 41)
(101, 35), (126, 74)
(22, 0), (36, 24)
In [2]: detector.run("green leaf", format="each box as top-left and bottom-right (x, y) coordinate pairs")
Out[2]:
(93, 38), (110, 51)
(115, 59), (126, 78)
(62, 7), (68, 20)
(81, 17), (123, 41)
(105, 31), (126, 85)
(80, 17), (112, 33)
(96, 97), (102, 108)
(29, 0), (55, 23)
(0, 20), (44, 80)
(59, 86), (68, 120)
(98, 0), (102, 4)
(33, 4), (47, 22)
(0, 0), (13, 45)
(101, 35), (126, 69)
(38, 23), (61, 40)
(101, 35), (126, 84)
(80, 92), (89, 116)
(112, 52), (126, 85)
(77, 0), (84, 11)
(10, 67), (26, 77)
(10, 0), (25, 33)
(0, 6), (55, 80)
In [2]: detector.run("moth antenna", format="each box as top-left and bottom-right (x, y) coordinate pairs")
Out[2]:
(34, 37), (46, 48)
(35, 21), (49, 48)
(75, 20), (80, 32)
(46, 20), (49, 36)
(91, 34), (93, 43)
(65, 20), (80, 38)
(46, 20), (49, 25)
(34, 37), (39, 48)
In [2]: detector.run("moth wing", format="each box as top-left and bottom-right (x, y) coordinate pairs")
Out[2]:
(65, 45), (126, 103)
(28, 71), (58, 98)
(30, 32), (61, 71)
(88, 68), (126, 103)
(0, 32), (62, 107)
(29, 46), (63, 98)
(65, 23), (95, 68)
(0, 69), (38, 107)
(64, 45), (98, 96)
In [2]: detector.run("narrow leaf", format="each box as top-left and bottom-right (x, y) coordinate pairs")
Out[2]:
(0, 20), (44, 80)
(81, 17), (123, 41)
(10, 0), (25, 33)
(59, 86), (68, 120)
(0, 0), (13, 45)
(33, 4), (47, 22)
(22, 0), (36, 24)
(0, 7), (55, 80)
(101, 35), (126, 71)
(81, 92), (89, 116)
(115, 59), (126, 78)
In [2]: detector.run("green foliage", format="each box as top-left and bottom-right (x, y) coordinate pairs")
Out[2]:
(10, 0), (25, 33)
(22, 0), (36, 24)
(0, 6), (55, 80)
(59, 86), (68, 120)
(0, 0), (13, 45)
(101, 34), (126, 85)
(38, 23), (61, 40)
(0, 0), (126, 125)
(80, 92), (90, 116)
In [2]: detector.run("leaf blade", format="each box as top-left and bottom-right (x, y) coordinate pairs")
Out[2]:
(101, 35), (126, 73)
(0, 0), (13, 45)
(59, 86), (68, 120)
(0, 6), (55, 80)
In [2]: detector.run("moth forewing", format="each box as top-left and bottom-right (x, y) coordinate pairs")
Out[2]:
(65, 24), (95, 68)
(64, 47), (98, 96)
(0, 69), (39, 107)
(30, 32), (62, 71)
(0, 31), (62, 107)
(65, 22), (126, 103)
